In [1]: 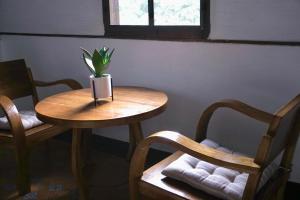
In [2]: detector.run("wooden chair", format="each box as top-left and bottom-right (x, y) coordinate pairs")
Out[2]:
(0, 59), (82, 196)
(129, 95), (300, 200)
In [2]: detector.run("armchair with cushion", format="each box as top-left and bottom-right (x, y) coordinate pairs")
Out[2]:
(129, 95), (300, 200)
(0, 59), (82, 195)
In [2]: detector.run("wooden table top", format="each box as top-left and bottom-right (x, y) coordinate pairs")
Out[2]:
(35, 86), (168, 128)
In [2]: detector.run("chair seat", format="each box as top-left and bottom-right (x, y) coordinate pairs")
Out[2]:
(161, 139), (278, 200)
(0, 123), (69, 146)
(0, 110), (43, 130)
(141, 151), (219, 200)
(132, 95), (300, 200)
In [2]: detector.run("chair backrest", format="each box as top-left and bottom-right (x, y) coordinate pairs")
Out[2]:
(256, 95), (300, 165)
(0, 59), (35, 100)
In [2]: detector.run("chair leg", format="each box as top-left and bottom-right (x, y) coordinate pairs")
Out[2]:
(15, 148), (30, 195)
(276, 185), (286, 200)
(276, 174), (289, 200)
(243, 174), (260, 200)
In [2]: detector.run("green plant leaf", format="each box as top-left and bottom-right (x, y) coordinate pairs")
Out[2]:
(108, 48), (115, 61)
(99, 47), (109, 58)
(80, 47), (92, 60)
(82, 53), (96, 76)
(92, 49), (105, 77)
(81, 46), (114, 77)
(102, 53), (108, 65)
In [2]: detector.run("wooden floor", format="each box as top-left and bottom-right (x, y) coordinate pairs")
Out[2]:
(0, 138), (129, 200)
(0, 135), (298, 200)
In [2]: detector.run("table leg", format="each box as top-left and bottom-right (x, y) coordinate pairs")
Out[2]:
(72, 128), (88, 200)
(82, 128), (93, 166)
(127, 122), (144, 160)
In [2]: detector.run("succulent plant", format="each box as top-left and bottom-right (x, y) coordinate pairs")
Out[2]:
(81, 47), (115, 78)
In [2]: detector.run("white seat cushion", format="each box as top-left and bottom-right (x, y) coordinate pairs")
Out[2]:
(0, 110), (43, 130)
(162, 139), (278, 200)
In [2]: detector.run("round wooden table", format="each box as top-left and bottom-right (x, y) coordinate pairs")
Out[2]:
(35, 86), (168, 200)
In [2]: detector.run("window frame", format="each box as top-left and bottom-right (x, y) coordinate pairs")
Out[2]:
(102, 0), (210, 41)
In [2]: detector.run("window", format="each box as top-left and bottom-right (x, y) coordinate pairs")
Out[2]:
(103, 0), (210, 40)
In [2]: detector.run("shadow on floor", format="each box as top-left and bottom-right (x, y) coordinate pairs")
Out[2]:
(0, 138), (130, 200)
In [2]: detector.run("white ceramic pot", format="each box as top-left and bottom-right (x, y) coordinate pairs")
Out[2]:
(90, 74), (112, 99)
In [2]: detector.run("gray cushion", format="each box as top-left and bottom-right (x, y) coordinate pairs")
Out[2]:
(162, 139), (278, 200)
(0, 110), (43, 130)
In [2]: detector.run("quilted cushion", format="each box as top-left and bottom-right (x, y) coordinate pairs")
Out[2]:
(0, 110), (43, 130)
(162, 139), (278, 200)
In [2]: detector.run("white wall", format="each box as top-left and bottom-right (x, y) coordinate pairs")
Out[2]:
(1, 0), (300, 41)
(1, 0), (300, 182)
(210, 0), (300, 41)
(0, 0), (104, 35)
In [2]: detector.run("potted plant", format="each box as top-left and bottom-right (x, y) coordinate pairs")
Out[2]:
(81, 46), (115, 100)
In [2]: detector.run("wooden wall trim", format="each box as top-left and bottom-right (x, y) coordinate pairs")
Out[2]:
(1, 32), (300, 47)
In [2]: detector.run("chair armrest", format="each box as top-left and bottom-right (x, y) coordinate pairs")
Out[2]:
(196, 99), (275, 141)
(34, 79), (83, 90)
(129, 131), (261, 200)
(0, 95), (26, 138)
(134, 131), (259, 174)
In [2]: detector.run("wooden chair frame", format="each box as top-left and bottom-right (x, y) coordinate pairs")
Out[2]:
(129, 97), (300, 200)
(0, 59), (82, 196)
